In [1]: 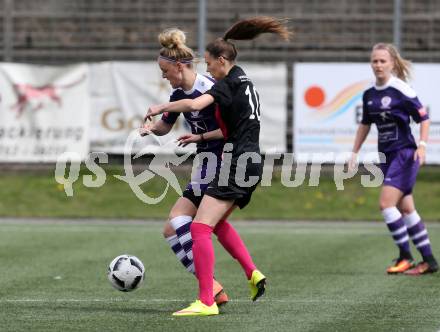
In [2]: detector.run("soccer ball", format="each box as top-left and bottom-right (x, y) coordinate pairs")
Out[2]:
(107, 254), (145, 292)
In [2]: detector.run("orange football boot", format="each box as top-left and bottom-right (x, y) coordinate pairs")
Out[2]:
(386, 258), (414, 274)
(404, 261), (438, 276)
(213, 279), (229, 306)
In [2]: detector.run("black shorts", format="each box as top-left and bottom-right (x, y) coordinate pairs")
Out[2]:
(183, 188), (204, 208)
(205, 159), (262, 209)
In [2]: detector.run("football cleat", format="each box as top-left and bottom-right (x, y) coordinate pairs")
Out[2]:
(404, 261), (439, 276)
(248, 270), (266, 301)
(386, 258), (414, 274)
(172, 300), (219, 317)
(213, 279), (229, 306)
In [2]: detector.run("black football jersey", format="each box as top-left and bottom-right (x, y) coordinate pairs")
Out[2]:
(206, 66), (261, 157)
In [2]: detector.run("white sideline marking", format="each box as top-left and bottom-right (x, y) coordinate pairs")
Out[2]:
(1, 219), (440, 236)
(0, 227), (389, 235)
(1, 298), (427, 304)
(0, 298), (348, 304)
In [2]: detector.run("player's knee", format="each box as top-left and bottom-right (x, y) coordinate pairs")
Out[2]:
(162, 222), (175, 238)
(399, 206), (415, 216)
(168, 211), (180, 220)
(379, 199), (393, 211)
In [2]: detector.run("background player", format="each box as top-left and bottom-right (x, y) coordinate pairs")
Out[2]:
(350, 43), (438, 275)
(145, 16), (291, 316)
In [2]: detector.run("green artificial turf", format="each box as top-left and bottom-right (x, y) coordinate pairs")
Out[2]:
(1, 221), (440, 331)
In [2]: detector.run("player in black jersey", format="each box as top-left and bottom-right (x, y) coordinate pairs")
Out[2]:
(145, 17), (290, 316)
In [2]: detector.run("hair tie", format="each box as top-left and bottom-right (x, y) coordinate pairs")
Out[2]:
(158, 55), (193, 64)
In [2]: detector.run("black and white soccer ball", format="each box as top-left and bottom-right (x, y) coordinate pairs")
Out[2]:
(107, 254), (145, 292)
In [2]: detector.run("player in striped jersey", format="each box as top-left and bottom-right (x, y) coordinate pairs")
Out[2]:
(140, 28), (228, 305)
(350, 43), (438, 275)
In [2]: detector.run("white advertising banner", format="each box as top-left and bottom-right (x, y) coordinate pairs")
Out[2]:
(89, 61), (182, 154)
(0, 63), (90, 162)
(294, 63), (440, 164)
(90, 62), (287, 154)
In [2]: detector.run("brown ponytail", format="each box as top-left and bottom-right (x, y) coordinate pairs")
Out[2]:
(223, 16), (291, 42)
(206, 16), (291, 61)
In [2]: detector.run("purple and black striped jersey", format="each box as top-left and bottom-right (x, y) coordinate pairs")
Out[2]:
(361, 76), (429, 154)
(161, 73), (224, 154)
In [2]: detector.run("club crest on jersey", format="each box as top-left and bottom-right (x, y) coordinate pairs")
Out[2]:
(191, 111), (200, 117)
(380, 96), (392, 109)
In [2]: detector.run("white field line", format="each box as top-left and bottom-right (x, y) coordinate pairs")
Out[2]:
(0, 218), (419, 227)
(0, 298), (415, 304)
(1, 218), (440, 228)
(1, 219), (440, 235)
(0, 227), (390, 235)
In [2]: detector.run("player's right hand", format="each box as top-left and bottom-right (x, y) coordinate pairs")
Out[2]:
(348, 152), (358, 171)
(139, 123), (153, 136)
(144, 105), (163, 122)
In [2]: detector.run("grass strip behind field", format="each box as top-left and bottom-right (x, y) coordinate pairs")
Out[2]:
(1, 166), (439, 220)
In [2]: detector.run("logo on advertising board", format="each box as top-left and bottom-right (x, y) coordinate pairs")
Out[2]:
(304, 80), (370, 122)
(11, 74), (86, 117)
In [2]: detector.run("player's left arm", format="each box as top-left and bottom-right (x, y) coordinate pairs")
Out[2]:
(145, 94), (215, 120)
(406, 94), (430, 165)
(415, 118), (430, 165)
(177, 129), (224, 147)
